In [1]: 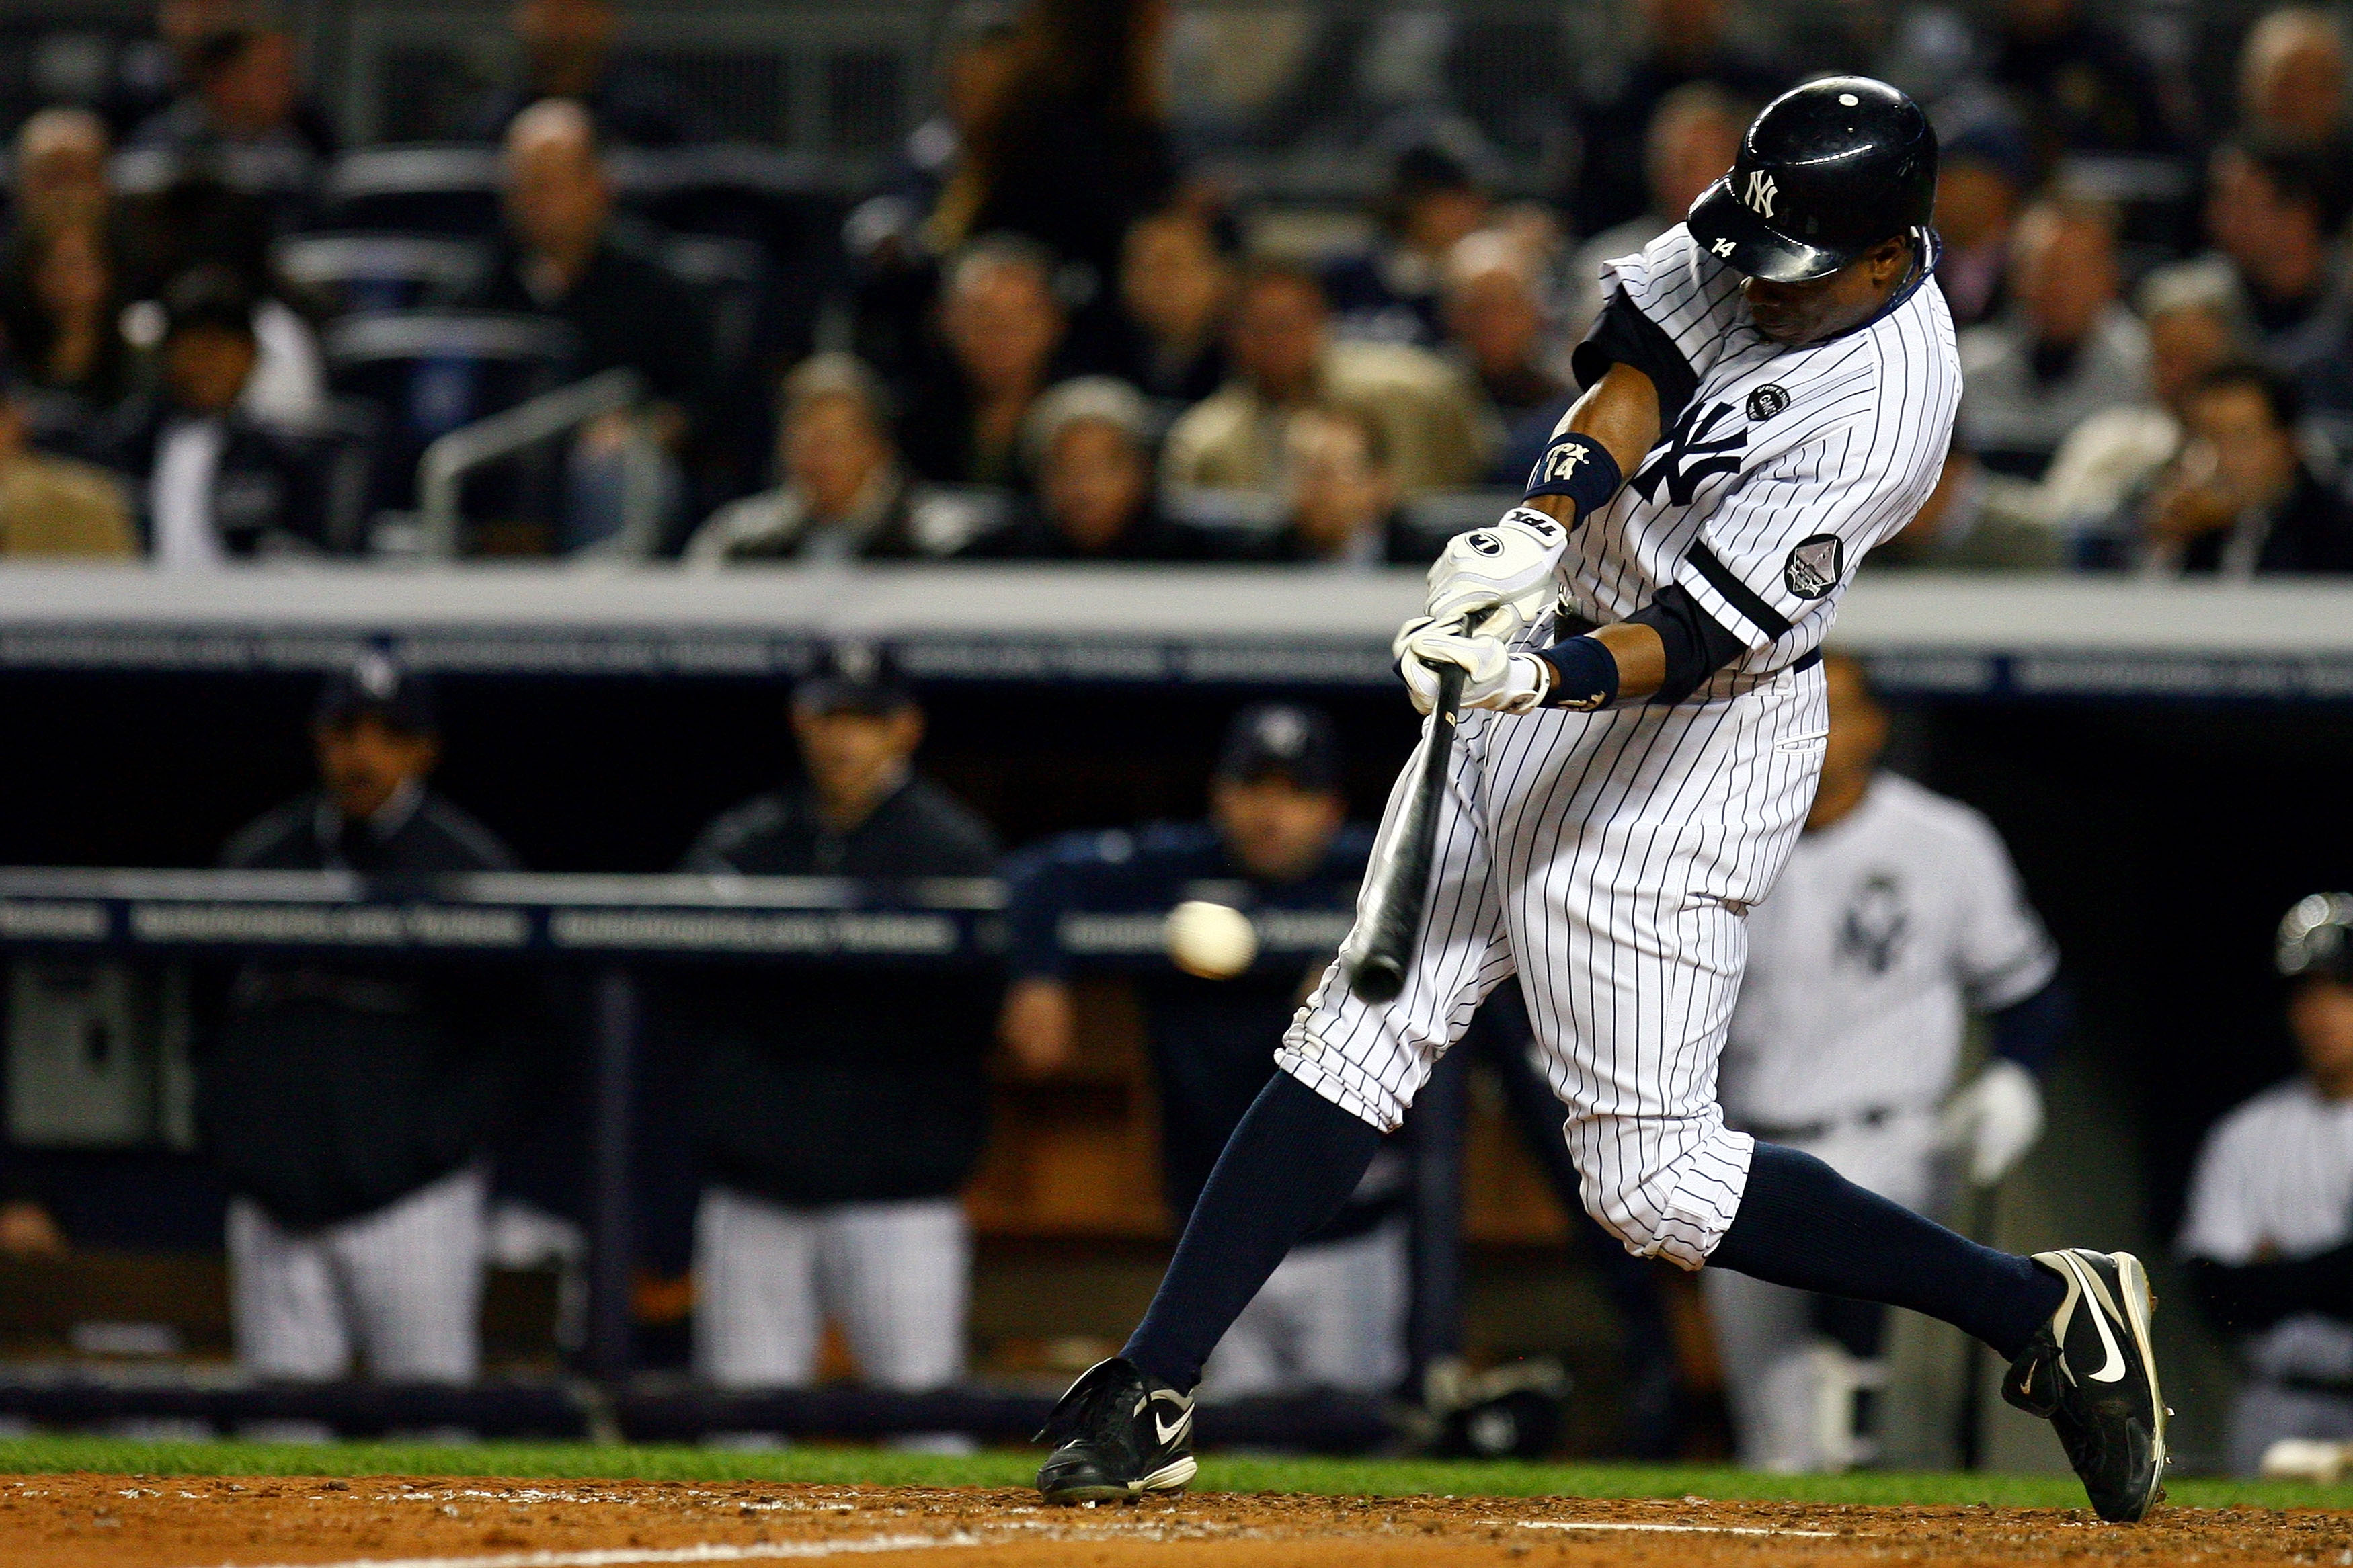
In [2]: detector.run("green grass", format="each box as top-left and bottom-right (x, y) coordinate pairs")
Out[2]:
(1, 1436), (2351, 1513)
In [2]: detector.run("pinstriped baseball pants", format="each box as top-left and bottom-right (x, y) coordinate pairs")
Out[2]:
(1279, 661), (1829, 1270)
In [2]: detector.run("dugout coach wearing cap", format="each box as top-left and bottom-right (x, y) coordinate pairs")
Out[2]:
(676, 646), (1000, 1395)
(999, 704), (1410, 1397)
(200, 653), (530, 1384)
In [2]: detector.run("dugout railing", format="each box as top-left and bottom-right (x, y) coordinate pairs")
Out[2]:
(0, 866), (1447, 1450)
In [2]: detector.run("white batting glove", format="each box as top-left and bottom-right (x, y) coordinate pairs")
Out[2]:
(1396, 620), (1551, 715)
(1423, 508), (1571, 645)
(1937, 1059), (2044, 1187)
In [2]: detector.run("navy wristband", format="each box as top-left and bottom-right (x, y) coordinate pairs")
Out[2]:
(1538, 634), (1620, 710)
(1524, 431), (1623, 519)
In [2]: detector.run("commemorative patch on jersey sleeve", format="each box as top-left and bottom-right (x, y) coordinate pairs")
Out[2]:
(1784, 534), (1843, 598)
(1746, 384), (1789, 421)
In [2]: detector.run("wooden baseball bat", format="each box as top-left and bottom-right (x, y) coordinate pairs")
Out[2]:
(1349, 662), (1466, 1003)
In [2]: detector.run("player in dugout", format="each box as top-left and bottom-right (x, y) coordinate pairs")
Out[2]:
(1706, 649), (2067, 1472)
(676, 645), (1000, 1411)
(2180, 893), (2353, 1476)
(998, 704), (1405, 1399)
(200, 652), (534, 1385)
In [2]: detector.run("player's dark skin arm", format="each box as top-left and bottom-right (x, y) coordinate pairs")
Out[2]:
(1525, 364), (1670, 699)
(1524, 234), (1917, 703)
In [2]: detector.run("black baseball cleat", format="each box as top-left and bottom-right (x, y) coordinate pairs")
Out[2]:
(2001, 1249), (2169, 1523)
(1035, 1356), (1198, 1505)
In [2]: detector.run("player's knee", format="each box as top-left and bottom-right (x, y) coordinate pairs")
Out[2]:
(1567, 1116), (1751, 1272)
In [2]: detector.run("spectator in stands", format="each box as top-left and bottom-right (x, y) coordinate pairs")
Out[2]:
(1958, 199), (2150, 479)
(1987, 0), (2185, 157)
(926, 0), (1176, 320)
(1323, 145), (1492, 349)
(469, 99), (715, 547)
(2137, 362), (2353, 575)
(1254, 403), (1427, 567)
(843, 11), (1024, 388)
(0, 372), (135, 557)
(1573, 83), (1749, 294)
(91, 265), (333, 563)
(1933, 110), (2036, 330)
(964, 376), (1199, 561)
(899, 235), (1066, 489)
(1446, 229), (1569, 486)
(1000, 703), (1409, 1399)
(9, 109), (113, 241)
(2034, 267), (2245, 555)
(2180, 894), (2353, 1475)
(686, 354), (980, 564)
(1567, 0), (1788, 238)
(1868, 444), (2065, 572)
(1111, 205), (1234, 412)
(679, 646), (999, 1402)
(1, 221), (143, 431)
(2239, 7), (2350, 155)
(202, 653), (528, 1385)
(464, 0), (700, 148)
(132, 24), (335, 167)
(2191, 138), (2353, 409)
(1163, 260), (1486, 497)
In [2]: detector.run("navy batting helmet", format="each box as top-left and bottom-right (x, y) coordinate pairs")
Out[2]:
(1686, 76), (1937, 285)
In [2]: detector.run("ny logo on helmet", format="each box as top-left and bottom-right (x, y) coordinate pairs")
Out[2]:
(1743, 171), (1778, 219)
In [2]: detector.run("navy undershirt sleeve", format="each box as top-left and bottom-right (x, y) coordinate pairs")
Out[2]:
(1571, 286), (1698, 425)
(1988, 977), (2070, 1077)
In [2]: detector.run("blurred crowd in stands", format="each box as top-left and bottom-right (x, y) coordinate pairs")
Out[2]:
(0, 0), (2348, 574)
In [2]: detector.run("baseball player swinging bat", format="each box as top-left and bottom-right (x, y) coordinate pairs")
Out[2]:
(1036, 77), (2165, 1528)
(1348, 662), (1466, 1003)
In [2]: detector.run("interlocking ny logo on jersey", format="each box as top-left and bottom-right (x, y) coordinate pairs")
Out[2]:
(1837, 873), (1908, 975)
(1629, 400), (1746, 507)
(1743, 171), (1778, 218)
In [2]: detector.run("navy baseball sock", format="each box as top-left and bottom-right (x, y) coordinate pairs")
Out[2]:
(1712, 1142), (2065, 1362)
(1123, 1071), (1384, 1391)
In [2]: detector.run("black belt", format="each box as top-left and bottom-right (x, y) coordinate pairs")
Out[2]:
(2274, 1374), (2353, 1398)
(1744, 1104), (1903, 1143)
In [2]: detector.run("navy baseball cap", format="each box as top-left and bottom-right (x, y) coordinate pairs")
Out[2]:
(315, 650), (437, 734)
(795, 642), (914, 716)
(1215, 703), (1341, 791)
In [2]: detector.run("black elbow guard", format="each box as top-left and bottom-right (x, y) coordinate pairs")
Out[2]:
(1626, 587), (1749, 706)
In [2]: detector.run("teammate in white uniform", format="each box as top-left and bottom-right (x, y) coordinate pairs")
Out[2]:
(1035, 79), (2167, 1524)
(2180, 894), (2353, 1475)
(1707, 651), (2066, 1471)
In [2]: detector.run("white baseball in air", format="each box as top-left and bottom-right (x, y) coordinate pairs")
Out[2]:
(1166, 901), (1258, 979)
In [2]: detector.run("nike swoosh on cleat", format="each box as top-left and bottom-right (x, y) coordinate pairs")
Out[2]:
(2061, 1253), (2129, 1384)
(1150, 1391), (1193, 1446)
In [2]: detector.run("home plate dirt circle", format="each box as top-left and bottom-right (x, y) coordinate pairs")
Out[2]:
(4, 1474), (2352, 1567)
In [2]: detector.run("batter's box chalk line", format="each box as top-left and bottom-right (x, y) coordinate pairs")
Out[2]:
(180, 1533), (989, 1568)
(1515, 1519), (1841, 1538)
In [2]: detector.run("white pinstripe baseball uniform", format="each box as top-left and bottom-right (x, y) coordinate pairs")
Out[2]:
(1280, 223), (1961, 1269)
(2180, 1079), (2353, 1473)
(1705, 771), (2057, 1469)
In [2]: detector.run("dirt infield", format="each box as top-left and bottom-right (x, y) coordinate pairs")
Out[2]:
(3, 1474), (2351, 1568)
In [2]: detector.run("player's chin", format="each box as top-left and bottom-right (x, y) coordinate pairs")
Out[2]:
(1748, 311), (1814, 346)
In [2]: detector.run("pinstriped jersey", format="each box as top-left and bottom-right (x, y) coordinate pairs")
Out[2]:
(2180, 1079), (2353, 1381)
(1564, 224), (1960, 692)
